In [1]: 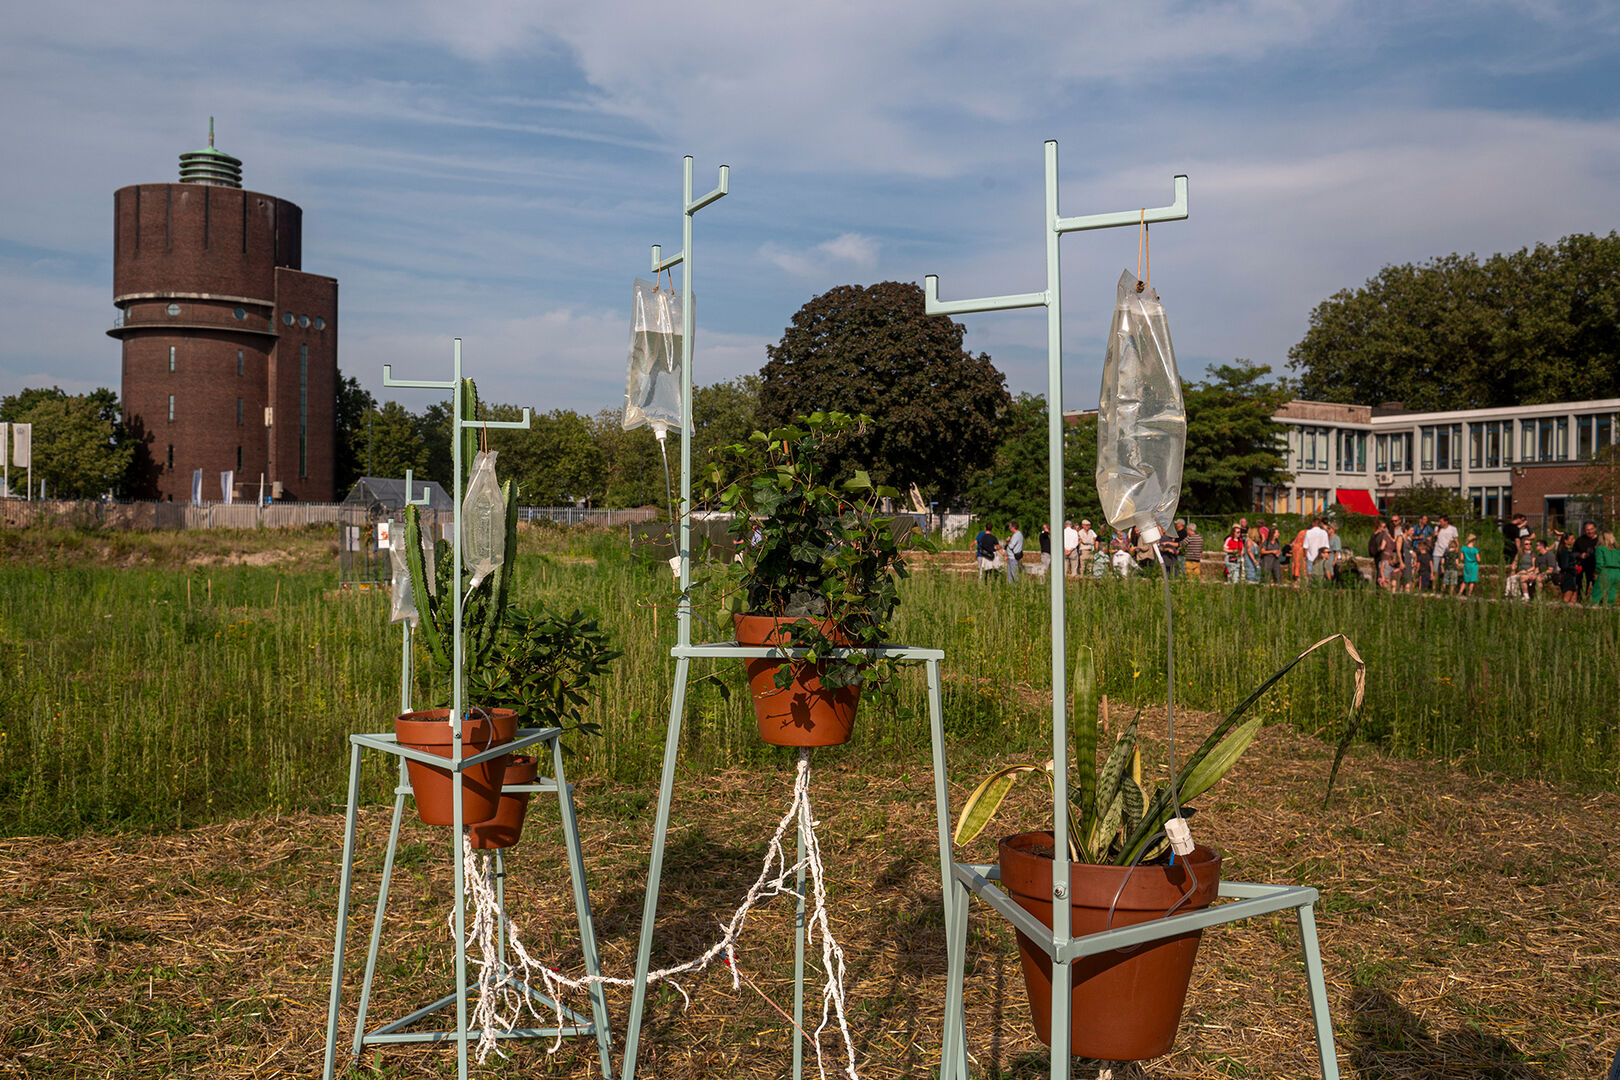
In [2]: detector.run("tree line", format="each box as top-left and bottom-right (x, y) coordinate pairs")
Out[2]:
(39, 223), (1620, 511)
(333, 375), (765, 509)
(1289, 231), (1620, 410)
(2, 281), (1291, 512)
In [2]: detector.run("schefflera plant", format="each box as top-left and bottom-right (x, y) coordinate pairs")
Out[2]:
(956, 636), (1366, 866)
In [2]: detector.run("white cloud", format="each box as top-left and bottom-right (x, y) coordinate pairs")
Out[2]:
(3, 0), (1618, 420)
(760, 232), (880, 279)
(341, 302), (771, 416)
(0, 263), (116, 400)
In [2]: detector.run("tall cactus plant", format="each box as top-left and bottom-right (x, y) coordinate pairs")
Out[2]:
(400, 377), (519, 682)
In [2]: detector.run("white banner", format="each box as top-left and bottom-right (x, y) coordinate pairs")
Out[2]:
(221, 470), (234, 504)
(191, 468), (203, 507)
(0, 423), (7, 467)
(11, 422), (30, 469)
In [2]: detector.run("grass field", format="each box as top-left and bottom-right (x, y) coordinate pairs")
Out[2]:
(2, 522), (1618, 1078)
(2, 713), (1615, 1079)
(1, 523), (1616, 836)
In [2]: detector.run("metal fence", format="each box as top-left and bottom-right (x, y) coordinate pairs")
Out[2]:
(1, 498), (659, 533)
(518, 506), (657, 526)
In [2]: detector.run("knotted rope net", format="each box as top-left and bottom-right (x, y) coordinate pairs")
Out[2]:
(457, 747), (858, 1079)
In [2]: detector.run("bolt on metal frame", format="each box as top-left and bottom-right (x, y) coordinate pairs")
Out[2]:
(322, 343), (612, 1080)
(922, 140), (1339, 1079)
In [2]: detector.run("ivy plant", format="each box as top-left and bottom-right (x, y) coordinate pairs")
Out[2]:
(705, 411), (932, 691)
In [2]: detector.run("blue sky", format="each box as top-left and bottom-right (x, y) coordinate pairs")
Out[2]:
(3, 2), (1618, 419)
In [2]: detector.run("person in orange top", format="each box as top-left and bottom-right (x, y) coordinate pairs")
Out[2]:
(1289, 529), (1307, 584)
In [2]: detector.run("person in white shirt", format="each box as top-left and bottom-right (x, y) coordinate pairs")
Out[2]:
(1303, 518), (1331, 581)
(1062, 521), (1080, 577)
(1432, 515), (1459, 579)
(1078, 519), (1098, 574)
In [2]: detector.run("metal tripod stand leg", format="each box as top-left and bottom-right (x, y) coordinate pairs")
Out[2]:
(323, 742), (364, 1080)
(352, 759), (409, 1061)
(553, 732), (616, 1076)
(1297, 901), (1341, 1079)
(927, 657), (969, 1080)
(621, 653), (690, 1080)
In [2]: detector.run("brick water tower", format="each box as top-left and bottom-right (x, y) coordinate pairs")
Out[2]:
(110, 122), (338, 502)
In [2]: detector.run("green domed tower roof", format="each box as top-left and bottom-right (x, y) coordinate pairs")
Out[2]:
(178, 117), (242, 188)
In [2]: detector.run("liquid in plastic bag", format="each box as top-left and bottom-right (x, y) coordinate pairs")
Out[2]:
(462, 450), (505, 589)
(388, 529), (419, 626)
(623, 278), (686, 433)
(1096, 269), (1185, 544)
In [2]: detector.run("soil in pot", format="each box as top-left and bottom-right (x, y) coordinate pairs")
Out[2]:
(733, 614), (861, 748)
(997, 830), (1223, 1061)
(394, 708), (517, 826)
(468, 755), (537, 850)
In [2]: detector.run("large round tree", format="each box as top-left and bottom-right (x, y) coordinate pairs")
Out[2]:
(758, 281), (1010, 505)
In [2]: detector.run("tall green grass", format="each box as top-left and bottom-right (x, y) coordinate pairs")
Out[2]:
(1, 527), (1614, 836)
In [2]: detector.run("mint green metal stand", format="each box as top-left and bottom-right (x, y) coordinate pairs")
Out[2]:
(924, 141), (1340, 1078)
(616, 156), (955, 1080)
(322, 345), (612, 1080)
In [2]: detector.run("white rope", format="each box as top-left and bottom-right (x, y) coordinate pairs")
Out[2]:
(453, 748), (859, 1078)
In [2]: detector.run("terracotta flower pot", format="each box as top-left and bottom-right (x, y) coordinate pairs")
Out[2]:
(468, 755), (537, 850)
(393, 708), (516, 826)
(734, 614), (861, 747)
(997, 831), (1223, 1061)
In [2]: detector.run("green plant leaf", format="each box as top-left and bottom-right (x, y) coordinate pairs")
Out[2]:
(1071, 646), (1098, 854)
(1176, 715), (1263, 804)
(953, 765), (1043, 846)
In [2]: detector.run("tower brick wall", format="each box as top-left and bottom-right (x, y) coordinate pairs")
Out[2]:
(110, 146), (336, 502)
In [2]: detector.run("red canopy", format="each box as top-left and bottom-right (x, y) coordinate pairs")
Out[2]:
(1335, 488), (1380, 516)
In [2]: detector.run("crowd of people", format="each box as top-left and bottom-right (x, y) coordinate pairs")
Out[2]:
(1498, 514), (1620, 605)
(969, 512), (1620, 606)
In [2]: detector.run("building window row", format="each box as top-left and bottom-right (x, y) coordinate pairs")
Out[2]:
(1290, 426), (1334, 472)
(1253, 485), (1333, 516)
(1420, 424), (1463, 471)
(1468, 420), (1511, 468)
(281, 312), (326, 330)
(1524, 417), (1569, 462)
(1468, 485), (1512, 521)
(1336, 430), (1366, 473)
(1375, 432), (1412, 473)
(1576, 413), (1616, 459)
(1295, 487), (1332, 515)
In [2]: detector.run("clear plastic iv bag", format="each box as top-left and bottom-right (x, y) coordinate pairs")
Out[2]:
(462, 450), (505, 589)
(388, 525), (418, 626)
(623, 278), (686, 433)
(1096, 269), (1185, 544)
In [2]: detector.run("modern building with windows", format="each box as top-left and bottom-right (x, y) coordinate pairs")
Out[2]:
(109, 125), (338, 502)
(1257, 397), (1619, 528)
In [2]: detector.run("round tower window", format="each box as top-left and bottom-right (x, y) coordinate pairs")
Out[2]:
(166, 303), (181, 316)
(298, 315), (310, 328)
(313, 317), (325, 330)
(283, 313), (294, 326)
(234, 307), (246, 320)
